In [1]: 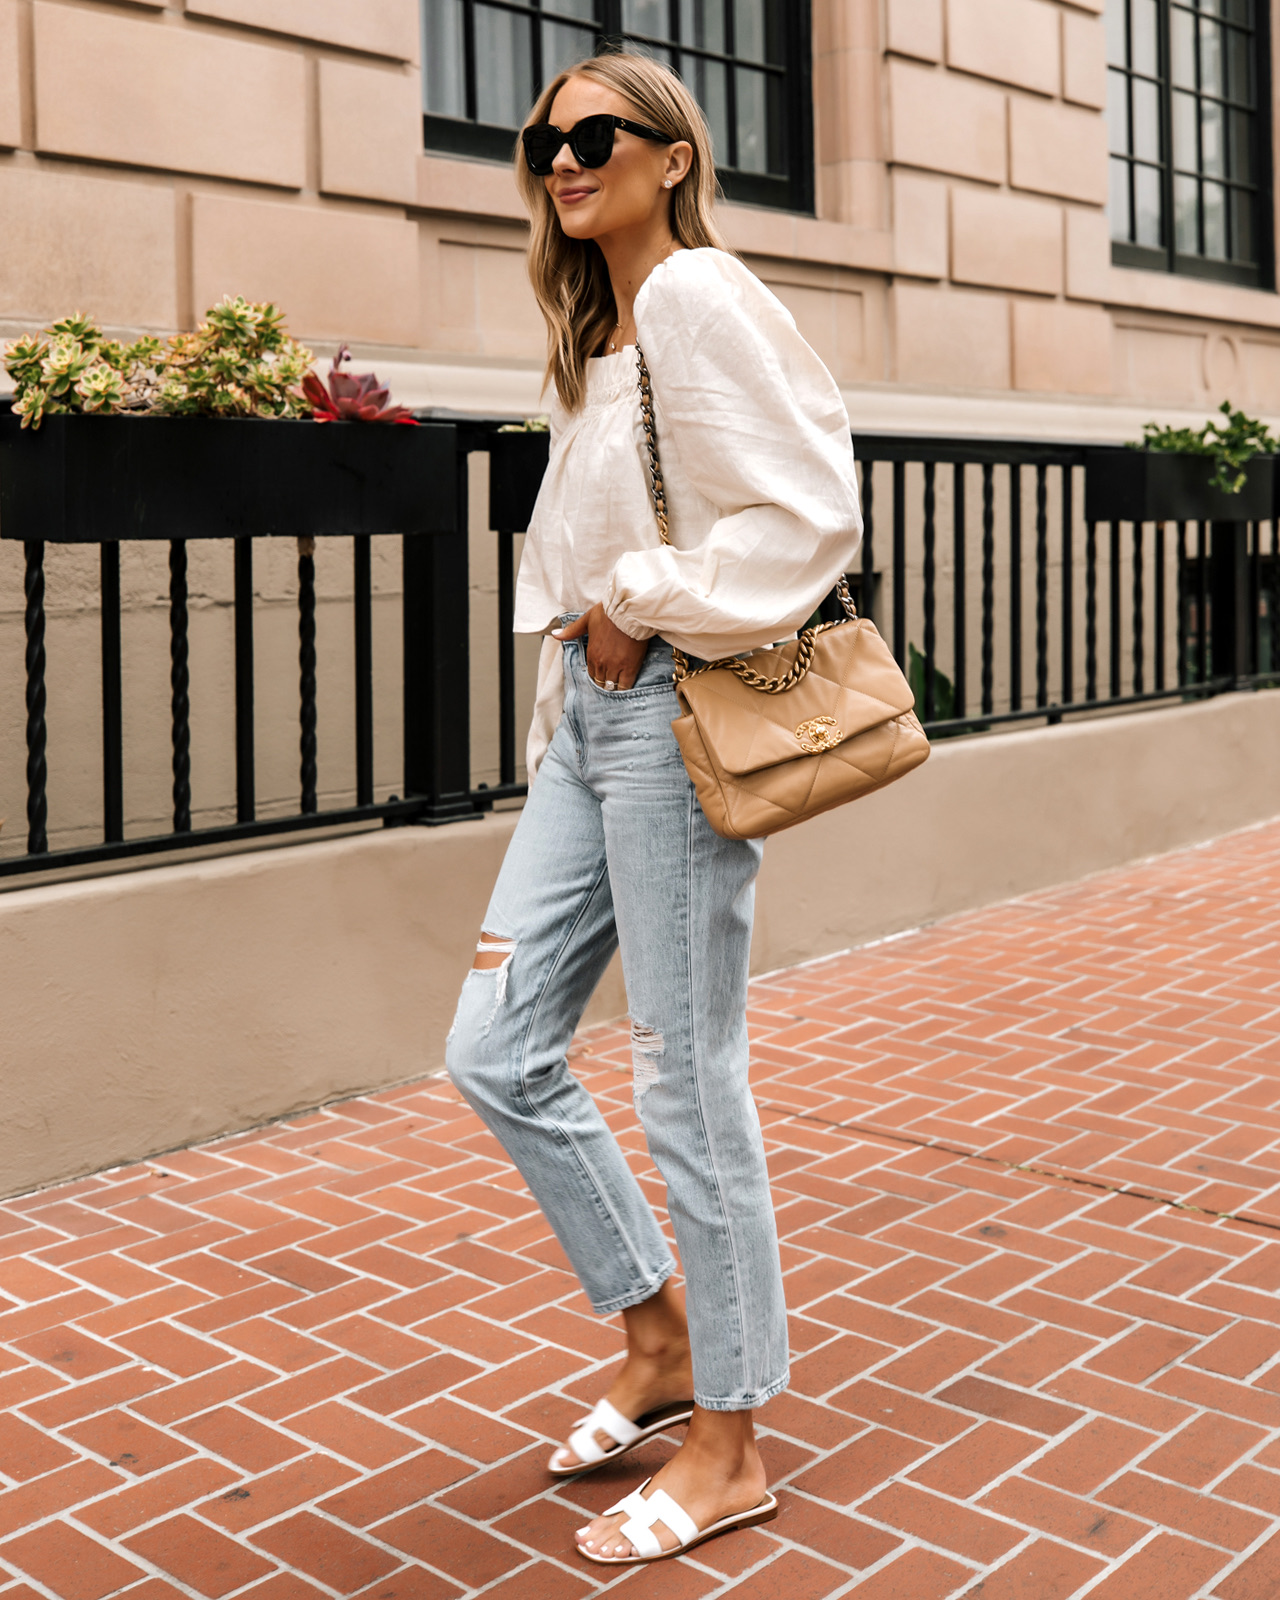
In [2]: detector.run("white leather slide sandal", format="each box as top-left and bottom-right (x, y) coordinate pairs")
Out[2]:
(576, 1477), (779, 1565)
(547, 1397), (694, 1477)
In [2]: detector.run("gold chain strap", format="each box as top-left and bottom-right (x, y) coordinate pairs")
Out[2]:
(634, 341), (857, 695)
(636, 343), (671, 546)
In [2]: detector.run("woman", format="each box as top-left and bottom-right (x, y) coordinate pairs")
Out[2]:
(445, 50), (861, 1565)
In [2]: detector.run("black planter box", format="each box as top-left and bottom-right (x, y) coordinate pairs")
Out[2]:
(488, 428), (550, 533)
(1084, 447), (1274, 524)
(0, 414), (457, 541)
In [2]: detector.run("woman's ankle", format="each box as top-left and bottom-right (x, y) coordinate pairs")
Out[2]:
(623, 1325), (691, 1363)
(620, 1282), (690, 1361)
(680, 1407), (761, 1473)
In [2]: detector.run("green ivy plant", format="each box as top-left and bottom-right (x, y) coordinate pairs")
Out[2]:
(906, 644), (987, 737)
(908, 643), (955, 722)
(1136, 400), (1278, 495)
(4, 298), (313, 429)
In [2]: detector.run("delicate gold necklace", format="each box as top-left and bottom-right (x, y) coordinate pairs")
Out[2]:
(606, 239), (679, 354)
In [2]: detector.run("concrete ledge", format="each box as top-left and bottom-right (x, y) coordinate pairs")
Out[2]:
(755, 689), (1280, 971)
(3, 690), (1278, 1197)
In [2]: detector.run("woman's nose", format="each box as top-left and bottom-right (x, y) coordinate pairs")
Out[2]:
(551, 143), (583, 176)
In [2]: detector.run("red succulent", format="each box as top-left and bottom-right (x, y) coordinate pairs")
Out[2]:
(303, 345), (416, 424)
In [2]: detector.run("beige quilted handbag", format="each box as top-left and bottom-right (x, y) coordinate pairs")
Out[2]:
(636, 344), (930, 841)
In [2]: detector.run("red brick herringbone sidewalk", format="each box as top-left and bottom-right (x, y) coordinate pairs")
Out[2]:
(3, 820), (1280, 1599)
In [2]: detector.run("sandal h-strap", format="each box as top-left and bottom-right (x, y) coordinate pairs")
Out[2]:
(577, 1475), (779, 1565)
(548, 1397), (694, 1477)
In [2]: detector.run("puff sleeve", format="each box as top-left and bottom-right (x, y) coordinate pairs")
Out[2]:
(602, 250), (862, 660)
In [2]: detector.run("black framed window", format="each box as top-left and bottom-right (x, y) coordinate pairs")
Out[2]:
(421, 0), (813, 212)
(1107, 0), (1272, 287)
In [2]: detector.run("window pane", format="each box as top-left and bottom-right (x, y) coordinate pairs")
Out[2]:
(764, 67), (784, 168)
(1228, 107), (1253, 181)
(1057, 0), (1261, 275)
(1135, 162), (1162, 246)
(1200, 97), (1224, 175)
(474, 4), (534, 127)
(1199, 18), (1224, 96)
(1132, 0), (1159, 76)
(1172, 88), (1197, 168)
(1106, 0), (1126, 66)
(1110, 156), (1132, 241)
(735, 64), (780, 171)
(735, 0), (766, 63)
(1132, 76), (1161, 162)
(1226, 27), (1252, 104)
(623, 0), (673, 38)
(1170, 7), (1196, 87)
(420, 0), (803, 205)
(543, 21), (595, 80)
(686, 53), (729, 162)
(624, 38), (674, 67)
(1174, 171), (1199, 252)
(424, 0), (467, 117)
(680, 0), (726, 52)
(1231, 186), (1255, 262)
(1202, 178), (1227, 256)
(1108, 68), (1130, 153)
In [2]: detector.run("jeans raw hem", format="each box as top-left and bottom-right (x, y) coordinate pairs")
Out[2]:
(588, 1258), (679, 1317)
(692, 1370), (790, 1413)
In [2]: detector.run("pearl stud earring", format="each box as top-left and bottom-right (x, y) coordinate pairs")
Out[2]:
(664, 179), (672, 188)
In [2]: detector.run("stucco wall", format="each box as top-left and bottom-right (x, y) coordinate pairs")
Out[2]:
(3, 688), (1279, 1199)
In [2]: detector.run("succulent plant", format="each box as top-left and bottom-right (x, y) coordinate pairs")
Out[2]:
(302, 346), (415, 424)
(4, 317), (165, 429)
(157, 297), (312, 419)
(3, 298), (310, 428)
(77, 365), (127, 414)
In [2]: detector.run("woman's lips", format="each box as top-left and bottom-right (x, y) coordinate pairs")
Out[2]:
(556, 186), (596, 204)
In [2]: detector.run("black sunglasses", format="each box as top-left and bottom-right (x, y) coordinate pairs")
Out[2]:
(522, 113), (673, 176)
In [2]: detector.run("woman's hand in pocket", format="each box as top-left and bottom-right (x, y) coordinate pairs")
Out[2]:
(553, 605), (649, 690)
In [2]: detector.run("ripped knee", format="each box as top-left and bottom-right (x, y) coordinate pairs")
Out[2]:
(473, 931), (516, 971)
(449, 932), (517, 1046)
(631, 1019), (664, 1101)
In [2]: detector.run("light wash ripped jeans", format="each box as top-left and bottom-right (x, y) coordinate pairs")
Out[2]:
(445, 630), (789, 1411)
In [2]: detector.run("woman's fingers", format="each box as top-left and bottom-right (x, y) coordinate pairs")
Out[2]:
(587, 651), (619, 687)
(562, 603), (648, 690)
(590, 655), (637, 689)
(588, 641), (647, 689)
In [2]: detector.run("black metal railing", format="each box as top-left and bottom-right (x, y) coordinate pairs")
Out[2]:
(850, 435), (1279, 737)
(2, 423), (1278, 881)
(0, 418), (509, 878)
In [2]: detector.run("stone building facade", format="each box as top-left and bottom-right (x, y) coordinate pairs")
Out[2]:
(1, 0), (1278, 856)
(1, 0), (1277, 437)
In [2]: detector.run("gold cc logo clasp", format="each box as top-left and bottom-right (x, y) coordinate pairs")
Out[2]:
(795, 715), (842, 754)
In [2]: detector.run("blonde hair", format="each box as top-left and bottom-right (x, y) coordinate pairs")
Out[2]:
(516, 51), (727, 413)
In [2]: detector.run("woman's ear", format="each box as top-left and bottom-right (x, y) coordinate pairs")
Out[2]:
(664, 140), (694, 187)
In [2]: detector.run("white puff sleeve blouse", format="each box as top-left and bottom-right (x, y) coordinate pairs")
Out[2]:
(513, 247), (863, 776)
